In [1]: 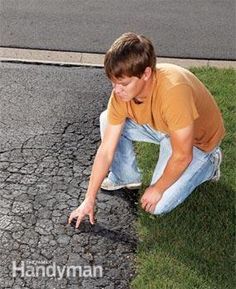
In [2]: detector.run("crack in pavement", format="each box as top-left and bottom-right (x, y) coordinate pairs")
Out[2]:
(0, 121), (138, 289)
(0, 63), (139, 289)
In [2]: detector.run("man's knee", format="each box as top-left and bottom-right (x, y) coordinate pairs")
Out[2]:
(152, 189), (187, 216)
(99, 110), (108, 140)
(152, 200), (176, 216)
(153, 205), (171, 216)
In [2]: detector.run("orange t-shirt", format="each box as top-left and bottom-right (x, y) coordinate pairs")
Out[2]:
(107, 63), (225, 152)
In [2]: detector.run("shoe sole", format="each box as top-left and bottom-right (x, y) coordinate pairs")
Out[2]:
(211, 149), (222, 182)
(101, 183), (142, 191)
(125, 183), (142, 190)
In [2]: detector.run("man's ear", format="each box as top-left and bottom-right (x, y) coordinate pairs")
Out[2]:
(143, 67), (152, 80)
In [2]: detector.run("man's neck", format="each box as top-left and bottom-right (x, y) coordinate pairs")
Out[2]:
(134, 72), (155, 103)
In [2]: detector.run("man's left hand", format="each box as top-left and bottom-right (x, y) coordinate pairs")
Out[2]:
(140, 185), (163, 213)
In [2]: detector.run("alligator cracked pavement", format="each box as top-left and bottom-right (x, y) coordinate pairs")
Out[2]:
(0, 62), (139, 289)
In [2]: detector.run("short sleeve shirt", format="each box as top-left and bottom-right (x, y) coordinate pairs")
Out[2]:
(107, 63), (225, 152)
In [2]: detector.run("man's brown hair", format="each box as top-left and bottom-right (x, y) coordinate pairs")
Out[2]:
(104, 32), (156, 79)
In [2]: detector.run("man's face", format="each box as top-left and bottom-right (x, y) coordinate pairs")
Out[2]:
(111, 74), (146, 102)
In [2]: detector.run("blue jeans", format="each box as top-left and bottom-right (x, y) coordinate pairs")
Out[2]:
(100, 110), (220, 215)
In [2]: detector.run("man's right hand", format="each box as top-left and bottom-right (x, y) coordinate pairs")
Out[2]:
(67, 116), (124, 229)
(68, 198), (95, 228)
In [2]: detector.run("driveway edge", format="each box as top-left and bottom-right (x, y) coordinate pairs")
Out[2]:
(0, 47), (235, 69)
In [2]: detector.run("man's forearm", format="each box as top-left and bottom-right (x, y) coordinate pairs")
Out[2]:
(85, 146), (112, 201)
(153, 154), (192, 194)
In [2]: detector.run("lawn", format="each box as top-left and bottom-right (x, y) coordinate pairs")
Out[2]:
(131, 68), (235, 289)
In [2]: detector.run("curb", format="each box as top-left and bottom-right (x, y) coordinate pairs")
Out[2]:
(0, 47), (235, 69)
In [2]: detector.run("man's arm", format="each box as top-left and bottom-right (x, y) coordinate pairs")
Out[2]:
(141, 123), (194, 213)
(68, 121), (125, 228)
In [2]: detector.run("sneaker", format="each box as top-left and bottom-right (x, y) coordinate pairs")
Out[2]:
(101, 177), (142, 191)
(211, 148), (223, 182)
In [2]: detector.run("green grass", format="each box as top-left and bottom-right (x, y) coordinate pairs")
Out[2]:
(131, 68), (235, 289)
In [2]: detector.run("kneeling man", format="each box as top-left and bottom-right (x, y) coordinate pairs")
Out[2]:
(69, 32), (225, 228)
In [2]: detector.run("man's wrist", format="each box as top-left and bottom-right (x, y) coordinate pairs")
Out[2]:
(151, 182), (159, 189)
(151, 182), (164, 196)
(85, 193), (96, 203)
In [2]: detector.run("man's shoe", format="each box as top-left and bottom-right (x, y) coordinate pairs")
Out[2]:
(211, 148), (223, 182)
(101, 177), (142, 191)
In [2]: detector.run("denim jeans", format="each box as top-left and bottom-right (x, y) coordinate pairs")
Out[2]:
(100, 110), (220, 215)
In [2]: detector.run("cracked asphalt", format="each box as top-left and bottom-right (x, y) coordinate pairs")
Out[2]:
(0, 62), (138, 289)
